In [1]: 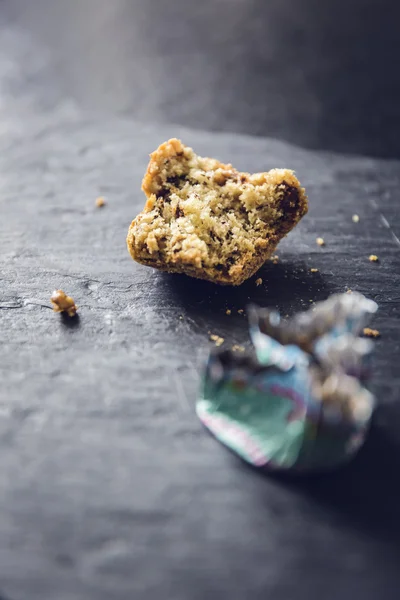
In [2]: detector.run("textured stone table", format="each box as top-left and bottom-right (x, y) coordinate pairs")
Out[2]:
(1, 110), (400, 599)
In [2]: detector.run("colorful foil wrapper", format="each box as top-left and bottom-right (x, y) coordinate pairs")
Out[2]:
(197, 293), (378, 471)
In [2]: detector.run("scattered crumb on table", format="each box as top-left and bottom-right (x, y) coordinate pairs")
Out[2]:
(352, 214), (360, 223)
(225, 309), (232, 315)
(316, 237), (325, 246)
(310, 268), (319, 273)
(363, 327), (380, 338)
(346, 289), (353, 294)
(369, 254), (379, 262)
(210, 334), (224, 347)
(95, 196), (106, 208)
(255, 277), (263, 286)
(238, 309), (244, 314)
(270, 254), (279, 264)
(232, 344), (245, 352)
(50, 290), (78, 317)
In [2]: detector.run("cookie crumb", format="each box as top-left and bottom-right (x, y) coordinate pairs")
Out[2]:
(225, 309), (232, 315)
(238, 309), (244, 315)
(363, 327), (380, 338)
(255, 277), (263, 286)
(270, 254), (279, 264)
(369, 254), (379, 262)
(346, 289), (353, 294)
(352, 214), (359, 223)
(232, 344), (245, 352)
(316, 237), (325, 246)
(51, 290), (78, 317)
(310, 268), (319, 273)
(95, 196), (106, 208)
(210, 334), (224, 347)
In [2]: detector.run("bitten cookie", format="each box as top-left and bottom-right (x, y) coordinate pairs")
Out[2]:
(127, 138), (308, 285)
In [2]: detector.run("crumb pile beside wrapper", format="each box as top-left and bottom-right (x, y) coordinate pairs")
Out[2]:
(197, 293), (378, 472)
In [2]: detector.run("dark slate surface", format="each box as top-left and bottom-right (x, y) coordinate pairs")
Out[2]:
(2, 0), (400, 159)
(1, 109), (400, 600)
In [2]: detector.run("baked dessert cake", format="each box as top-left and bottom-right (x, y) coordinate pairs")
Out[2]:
(127, 138), (308, 285)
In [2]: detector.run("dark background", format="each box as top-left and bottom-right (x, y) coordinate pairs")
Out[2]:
(2, 0), (400, 158)
(1, 1), (400, 600)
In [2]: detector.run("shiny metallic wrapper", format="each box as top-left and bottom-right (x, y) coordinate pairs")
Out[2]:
(197, 293), (378, 471)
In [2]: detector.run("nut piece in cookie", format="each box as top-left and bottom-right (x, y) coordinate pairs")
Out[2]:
(127, 138), (308, 285)
(51, 290), (78, 317)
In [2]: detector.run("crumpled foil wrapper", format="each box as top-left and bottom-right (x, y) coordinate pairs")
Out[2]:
(197, 293), (378, 471)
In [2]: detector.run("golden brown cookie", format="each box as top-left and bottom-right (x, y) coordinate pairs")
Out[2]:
(127, 138), (308, 285)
